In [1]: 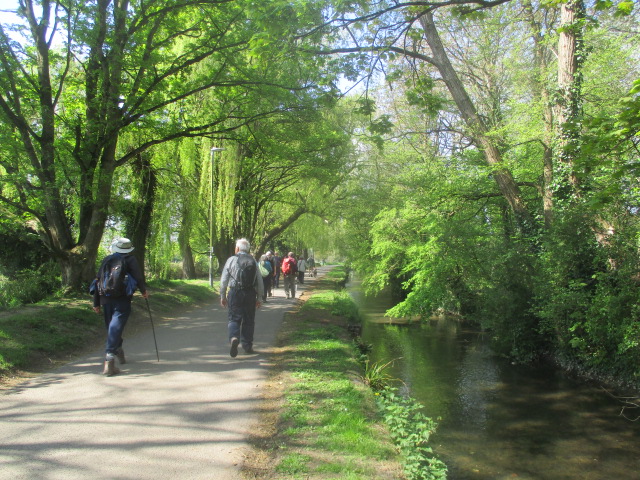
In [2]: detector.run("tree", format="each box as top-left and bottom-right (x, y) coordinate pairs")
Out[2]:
(0, 0), (335, 289)
(325, 0), (640, 373)
(210, 100), (355, 261)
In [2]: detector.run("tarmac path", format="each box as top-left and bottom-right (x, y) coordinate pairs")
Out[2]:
(0, 271), (321, 480)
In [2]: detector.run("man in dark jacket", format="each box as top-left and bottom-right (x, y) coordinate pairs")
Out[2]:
(92, 238), (149, 376)
(220, 238), (263, 357)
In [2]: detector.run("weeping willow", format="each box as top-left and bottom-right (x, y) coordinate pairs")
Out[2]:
(145, 138), (205, 279)
(213, 143), (241, 245)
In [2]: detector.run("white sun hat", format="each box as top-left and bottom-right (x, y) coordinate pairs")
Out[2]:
(110, 237), (134, 253)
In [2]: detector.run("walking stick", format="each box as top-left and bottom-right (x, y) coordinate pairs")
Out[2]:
(145, 297), (160, 362)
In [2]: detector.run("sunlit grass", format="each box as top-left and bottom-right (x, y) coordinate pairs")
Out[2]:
(273, 287), (399, 477)
(276, 453), (311, 474)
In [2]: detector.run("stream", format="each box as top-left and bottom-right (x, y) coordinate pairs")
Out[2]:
(349, 277), (640, 480)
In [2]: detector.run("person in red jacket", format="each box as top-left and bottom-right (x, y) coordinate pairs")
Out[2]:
(281, 252), (298, 299)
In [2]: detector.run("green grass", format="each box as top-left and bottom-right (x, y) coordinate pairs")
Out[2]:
(302, 290), (360, 323)
(257, 273), (402, 479)
(251, 266), (446, 480)
(321, 265), (350, 289)
(0, 279), (213, 379)
(0, 304), (102, 373)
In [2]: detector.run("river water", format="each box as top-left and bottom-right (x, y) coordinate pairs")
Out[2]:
(349, 278), (640, 480)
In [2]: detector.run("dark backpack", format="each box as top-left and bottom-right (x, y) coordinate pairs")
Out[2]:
(97, 253), (128, 297)
(233, 254), (257, 290)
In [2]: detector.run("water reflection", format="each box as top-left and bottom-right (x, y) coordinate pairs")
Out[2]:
(350, 278), (640, 480)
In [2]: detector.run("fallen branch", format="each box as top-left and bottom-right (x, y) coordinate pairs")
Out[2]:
(602, 387), (640, 421)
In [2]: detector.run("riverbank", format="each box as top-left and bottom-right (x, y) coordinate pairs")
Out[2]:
(354, 274), (640, 480)
(242, 268), (405, 479)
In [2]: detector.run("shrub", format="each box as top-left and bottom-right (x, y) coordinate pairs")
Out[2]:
(0, 262), (61, 310)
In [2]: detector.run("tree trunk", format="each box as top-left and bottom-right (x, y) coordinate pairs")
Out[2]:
(553, 0), (616, 250)
(419, 12), (535, 231)
(181, 243), (197, 279)
(523, 0), (555, 229)
(178, 215), (197, 279)
(125, 153), (156, 277)
(554, 0), (584, 197)
(214, 234), (236, 272)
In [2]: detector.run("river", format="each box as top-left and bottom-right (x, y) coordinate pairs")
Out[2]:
(349, 277), (640, 480)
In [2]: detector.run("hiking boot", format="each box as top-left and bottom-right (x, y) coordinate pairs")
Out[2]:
(115, 347), (126, 364)
(230, 337), (239, 358)
(103, 357), (120, 376)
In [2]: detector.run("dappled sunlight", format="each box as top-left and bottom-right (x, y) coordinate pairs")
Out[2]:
(0, 285), (300, 480)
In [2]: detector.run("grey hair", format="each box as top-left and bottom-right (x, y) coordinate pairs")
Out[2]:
(236, 238), (251, 252)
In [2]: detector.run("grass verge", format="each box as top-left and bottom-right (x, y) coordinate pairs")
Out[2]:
(242, 267), (403, 480)
(0, 279), (213, 386)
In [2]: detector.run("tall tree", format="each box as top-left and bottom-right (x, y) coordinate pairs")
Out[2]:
(0, 0), (334, 289)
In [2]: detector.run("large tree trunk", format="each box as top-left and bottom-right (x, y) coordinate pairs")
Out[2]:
(178, 211), (197, 279)
(126, 153), (156, 277)
(523, 0), (555, 229)
(181, 243), (197, 279)
(419, 12), (535, 231)
(554, 1), (615, 249)
(214, 234), (236, 272)
(554, 0), (584, 196)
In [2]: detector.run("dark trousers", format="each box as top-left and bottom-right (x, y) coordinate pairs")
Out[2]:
(103, 298), (132, 355)
(227, 288), (257, 349)
(262, 275), (272, 300)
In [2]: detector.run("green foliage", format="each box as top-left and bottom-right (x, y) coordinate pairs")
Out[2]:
(534, 208), (640, 379)
(0, 0), (349, 289)
(376, 387), (448, 480)
(594, 0), (635, 16)
(328, 2), (640, 386)
(0, 262), (61, 310)
(0, 225), (50, 274)
(362, 358), (397, 391)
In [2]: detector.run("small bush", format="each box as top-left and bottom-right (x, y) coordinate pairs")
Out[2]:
(376, 387), (448, 480)
(362, 358), (397, 391)
(0, 262), (61, 310)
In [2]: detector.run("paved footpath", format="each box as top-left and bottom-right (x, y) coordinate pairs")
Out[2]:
(0, 271), (322, 480)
